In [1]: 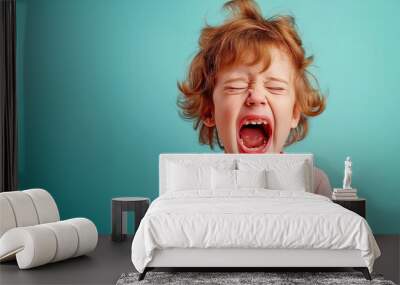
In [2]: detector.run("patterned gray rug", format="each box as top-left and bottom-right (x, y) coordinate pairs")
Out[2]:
(116, 271), (396, 285)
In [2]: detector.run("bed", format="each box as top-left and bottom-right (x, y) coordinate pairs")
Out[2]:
(131, 153), (381, 281)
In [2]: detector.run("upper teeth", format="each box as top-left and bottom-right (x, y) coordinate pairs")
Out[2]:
(243, 120), (268, 126)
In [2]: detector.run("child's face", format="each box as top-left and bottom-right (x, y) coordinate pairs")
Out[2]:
(210, 47), (300, 153)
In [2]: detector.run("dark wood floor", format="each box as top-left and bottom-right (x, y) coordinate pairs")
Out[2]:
(375, 235), (400, 284)
(0, 235), (399, 285)
(0, 236), (134, 285)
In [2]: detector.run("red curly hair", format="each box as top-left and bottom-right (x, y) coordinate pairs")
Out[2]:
(177, 0), (326, 150)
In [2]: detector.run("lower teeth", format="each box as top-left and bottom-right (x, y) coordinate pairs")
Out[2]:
(239, 138), (267, 150)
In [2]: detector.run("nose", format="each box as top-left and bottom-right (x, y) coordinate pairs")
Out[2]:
(245, 86), (268, 107)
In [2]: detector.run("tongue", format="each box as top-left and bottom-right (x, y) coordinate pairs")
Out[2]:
(240, 127), (265, 148)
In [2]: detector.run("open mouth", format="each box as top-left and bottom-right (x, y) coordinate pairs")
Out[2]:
(237, 116), (273, 153)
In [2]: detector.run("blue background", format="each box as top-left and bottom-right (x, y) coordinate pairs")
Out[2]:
(16, 0), (400, 234)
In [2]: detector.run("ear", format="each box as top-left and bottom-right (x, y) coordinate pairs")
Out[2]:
(203, 115), (216, 127)
(290, 104), (301, 128)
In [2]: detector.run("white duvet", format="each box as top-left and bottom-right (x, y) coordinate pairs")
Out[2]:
(131, 189), (380, 273)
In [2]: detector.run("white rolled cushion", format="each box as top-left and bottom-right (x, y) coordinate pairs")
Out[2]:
(0, 225), (57, 269)
(23, 189), (60, 223)
(0, 218), (97, 269)
(236, 169), (268, 189)
(42, 221), (79, 262)
(0, 195), (17, 237)
(65, 218), (98, 257)
(0, 191), (39, 227)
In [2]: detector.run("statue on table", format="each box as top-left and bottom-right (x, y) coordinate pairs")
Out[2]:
(342, 156), (352, 189)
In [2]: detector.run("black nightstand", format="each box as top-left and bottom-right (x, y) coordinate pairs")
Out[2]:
(111, 197), (150, 242)
(332, 198), (366, 218)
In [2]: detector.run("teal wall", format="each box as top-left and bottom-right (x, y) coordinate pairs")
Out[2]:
(17, 0), (400, 234)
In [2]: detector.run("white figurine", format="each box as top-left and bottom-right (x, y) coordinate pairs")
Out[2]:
(342, 156), (352, 189)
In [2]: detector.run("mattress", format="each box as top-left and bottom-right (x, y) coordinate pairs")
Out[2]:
(131, 189), (380, 273)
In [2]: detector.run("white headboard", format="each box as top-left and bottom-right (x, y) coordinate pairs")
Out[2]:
(159, 153), (314, 195)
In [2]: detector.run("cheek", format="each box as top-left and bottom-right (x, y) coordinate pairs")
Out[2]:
(213, 93), (243, 152)
(271, 99), (296, 139)
(213, 96), (241, 130)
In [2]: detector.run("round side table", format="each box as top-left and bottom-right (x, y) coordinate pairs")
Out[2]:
(111, 197), (150, 242)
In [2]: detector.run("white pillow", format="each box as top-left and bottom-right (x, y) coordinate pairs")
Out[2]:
(236, 169), (268, 189)
(167, 162), (212, 191)
(266, 162), (307, 191)
(211, 168), (268, 190)
(211, 168), (237, 190)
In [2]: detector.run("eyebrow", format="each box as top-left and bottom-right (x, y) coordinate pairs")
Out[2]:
(223, 77), (248, 85)
(223, 76), (289, 85)
(265, 76), (289, 85)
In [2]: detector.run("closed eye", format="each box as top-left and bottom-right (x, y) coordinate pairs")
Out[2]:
(266, 86), (286, 94)
(224, 87), (247, 93)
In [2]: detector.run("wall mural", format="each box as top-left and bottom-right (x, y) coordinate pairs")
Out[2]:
(176, 0), (331, 197)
